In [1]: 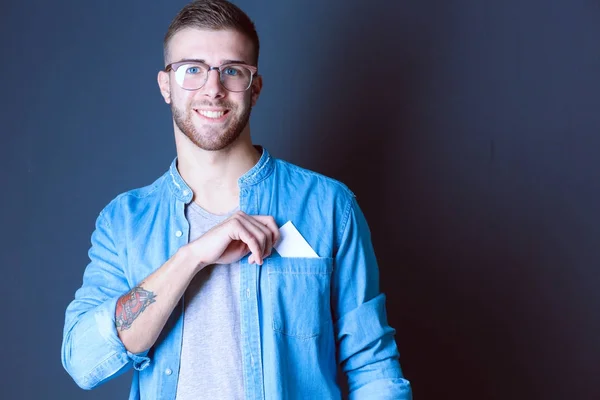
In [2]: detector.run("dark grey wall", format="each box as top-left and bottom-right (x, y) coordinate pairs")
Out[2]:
(2, 0), (598, 398)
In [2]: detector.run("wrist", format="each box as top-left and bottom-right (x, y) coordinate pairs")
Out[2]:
(176, 243), (207, 274)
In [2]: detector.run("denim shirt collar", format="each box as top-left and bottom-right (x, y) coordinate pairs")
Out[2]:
(167, 146), (274, 202)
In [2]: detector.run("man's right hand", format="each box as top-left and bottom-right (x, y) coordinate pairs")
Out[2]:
(186, 211), (280, 270)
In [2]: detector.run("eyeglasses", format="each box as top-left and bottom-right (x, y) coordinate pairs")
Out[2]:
(164, 60), (258, 92)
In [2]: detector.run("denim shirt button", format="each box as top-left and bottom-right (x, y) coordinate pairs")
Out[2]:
(182, 189), (189, 196)
(175, 230), (183, 238)
(165, 368), (172, 376)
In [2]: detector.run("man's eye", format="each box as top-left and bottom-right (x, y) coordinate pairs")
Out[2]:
(223, 67), (238, 76)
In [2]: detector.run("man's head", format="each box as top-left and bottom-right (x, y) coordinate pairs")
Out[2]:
(158, 0), (262, 152)
(163, 0), (260, 67)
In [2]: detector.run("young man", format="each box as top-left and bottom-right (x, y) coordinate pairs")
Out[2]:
(61, 1), (412, 399)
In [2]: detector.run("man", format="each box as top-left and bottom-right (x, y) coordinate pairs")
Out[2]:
(61, 1), (412, 399)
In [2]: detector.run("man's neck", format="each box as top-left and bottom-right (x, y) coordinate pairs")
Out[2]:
(176, 135), (261, 215)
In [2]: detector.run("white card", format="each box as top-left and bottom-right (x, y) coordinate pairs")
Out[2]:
(274, 221), (319, 258)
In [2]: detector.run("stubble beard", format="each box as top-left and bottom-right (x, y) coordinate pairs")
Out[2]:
(172, 98), (252, 151)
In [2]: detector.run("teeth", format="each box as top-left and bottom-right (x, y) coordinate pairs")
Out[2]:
(198, 110), (225, 119)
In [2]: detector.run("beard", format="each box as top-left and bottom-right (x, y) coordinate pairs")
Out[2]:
(171, 97), (252, 151)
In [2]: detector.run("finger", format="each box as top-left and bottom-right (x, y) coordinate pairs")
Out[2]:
(229, 213), (279, 261)
(232, 213), (278, 241)
(237, 228), (263, 264)
(229, 217), (265, 264)
(244, 217), (274, 257)
(236, 215), (269, 261)
(252, 215), (280, 248)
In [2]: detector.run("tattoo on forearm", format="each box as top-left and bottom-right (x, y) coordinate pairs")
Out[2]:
(116, 286), (156, 331)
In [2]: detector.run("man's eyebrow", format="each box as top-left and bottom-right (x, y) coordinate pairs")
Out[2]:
(173, 58), (206, 64)
(221, 59), (249, 65)
(172, 59), (250, 65)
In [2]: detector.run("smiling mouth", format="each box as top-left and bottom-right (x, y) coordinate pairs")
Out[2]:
(195, 109), (229, 119)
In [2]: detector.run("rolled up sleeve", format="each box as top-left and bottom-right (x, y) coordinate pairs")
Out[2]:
(333, 196), (412, 399)
(61, 210), (150, 390)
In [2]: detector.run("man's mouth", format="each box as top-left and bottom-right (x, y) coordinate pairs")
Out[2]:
(194, 108), (230, 120)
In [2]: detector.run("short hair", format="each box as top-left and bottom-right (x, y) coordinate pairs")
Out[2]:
(163, 0), (260, 66)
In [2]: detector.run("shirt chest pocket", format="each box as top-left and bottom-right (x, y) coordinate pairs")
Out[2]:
(266, 257), (333, 339)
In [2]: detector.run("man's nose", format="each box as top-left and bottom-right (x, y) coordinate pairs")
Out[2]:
(201, 68), (225, 98)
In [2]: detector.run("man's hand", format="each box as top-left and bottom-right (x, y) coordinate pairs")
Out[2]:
(187, 211), (280, 269)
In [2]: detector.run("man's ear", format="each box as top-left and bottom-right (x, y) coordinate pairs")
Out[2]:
(250, 75), (263, 106)
(157, 70), (171, 104)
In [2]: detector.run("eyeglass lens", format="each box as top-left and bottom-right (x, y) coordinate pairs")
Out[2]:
(174, 63), (252, 92)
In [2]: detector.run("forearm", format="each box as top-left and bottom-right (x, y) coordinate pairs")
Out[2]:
(337, 294), (410, 398)
(333, 197), (412, 398)
(116, 245), (203, 353)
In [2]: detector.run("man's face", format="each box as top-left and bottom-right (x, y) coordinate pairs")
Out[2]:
(158, 28), (261, 151)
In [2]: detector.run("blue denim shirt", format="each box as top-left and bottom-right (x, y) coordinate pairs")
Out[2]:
(61, 147), (412, 399)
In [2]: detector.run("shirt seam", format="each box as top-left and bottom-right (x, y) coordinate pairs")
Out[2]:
(337, 195), (354, 251)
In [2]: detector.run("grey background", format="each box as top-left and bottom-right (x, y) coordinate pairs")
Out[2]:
(1, 0), (599, 398)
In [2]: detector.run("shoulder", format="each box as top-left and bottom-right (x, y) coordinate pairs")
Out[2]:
(97, 171), (170, 223)
(273, 158), (355, 200)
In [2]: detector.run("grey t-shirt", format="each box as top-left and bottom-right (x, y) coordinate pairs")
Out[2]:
(175, 202), (244, 400)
